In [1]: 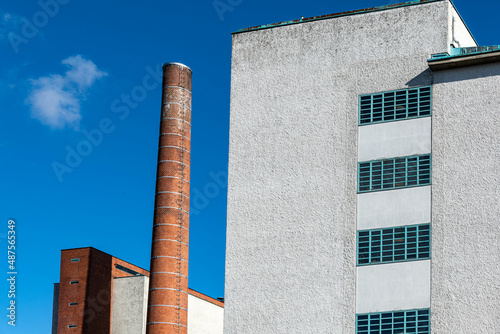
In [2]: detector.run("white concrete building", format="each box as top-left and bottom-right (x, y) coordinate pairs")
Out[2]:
(225, 0), (499, 333)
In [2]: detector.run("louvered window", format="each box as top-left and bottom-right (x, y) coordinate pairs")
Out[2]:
(358, 154), (431, 193)
(356, 309), (430, 334)
(357, 224), (430, 265)
(359, 86), (431, 125)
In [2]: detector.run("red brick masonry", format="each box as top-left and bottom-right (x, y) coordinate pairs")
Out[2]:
(147, 63), (192, 334)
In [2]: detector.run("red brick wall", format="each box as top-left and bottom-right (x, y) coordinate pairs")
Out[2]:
(56, 247), (150, 333)
(146, 63), (192, 334)
(83, 249), (112, 333)
(57, 248), (91, 333)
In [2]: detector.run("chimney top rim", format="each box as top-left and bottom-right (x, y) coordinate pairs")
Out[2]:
(162, 62), (192, 73)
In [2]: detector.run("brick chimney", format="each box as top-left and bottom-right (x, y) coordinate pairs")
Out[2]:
(146, 62), (192, 334)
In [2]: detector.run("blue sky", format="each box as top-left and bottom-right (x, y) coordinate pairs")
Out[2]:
(0, 0), (498, 332)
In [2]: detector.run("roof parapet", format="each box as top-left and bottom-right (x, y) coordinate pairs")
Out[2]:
(428, 44), (500, 70)
(430, 45), (500, 60)
(232, 0), (444, 34)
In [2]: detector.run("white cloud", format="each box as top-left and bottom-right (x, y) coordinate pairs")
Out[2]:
(27, 55), (107, 130)
(63, 55), (107, 89)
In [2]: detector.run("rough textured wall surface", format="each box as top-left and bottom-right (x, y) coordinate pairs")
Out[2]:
(112, 276), (149, 334)
(431, 63), (500, 333)
(226, 1), (449, 333)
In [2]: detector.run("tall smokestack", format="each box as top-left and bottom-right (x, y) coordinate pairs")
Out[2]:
(147, 62), (192, 334)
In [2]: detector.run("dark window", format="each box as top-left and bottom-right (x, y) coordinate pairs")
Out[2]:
(357, 224), (431, 265)
(359, 86), (431, 125)
(356, 309), (430, 334)
(358, 154), (431, 193)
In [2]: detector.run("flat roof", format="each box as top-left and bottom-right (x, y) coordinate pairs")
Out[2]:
(232, 0), (444, 34)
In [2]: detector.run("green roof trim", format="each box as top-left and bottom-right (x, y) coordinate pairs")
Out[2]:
(429, 45), (500, 61)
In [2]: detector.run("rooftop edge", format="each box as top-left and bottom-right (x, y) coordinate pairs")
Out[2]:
(232, 0), (444, 34)
(428, 45), (500, 70)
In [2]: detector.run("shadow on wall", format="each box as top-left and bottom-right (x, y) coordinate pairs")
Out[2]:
(430, 62), (500, 84)
(406, 68), (433, 87)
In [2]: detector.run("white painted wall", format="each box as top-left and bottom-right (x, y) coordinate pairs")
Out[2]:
(188, 295), (224, 334)
(449, 3), (476, 48)
(356, 260), (431, 314)
(357, 186), (431, 230)
(358, 117), (431, 162)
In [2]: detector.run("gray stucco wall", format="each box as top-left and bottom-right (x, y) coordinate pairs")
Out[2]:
(111, 276), (148, 334)
(431, 63), (500, 333)
(226, 1), (451, 333)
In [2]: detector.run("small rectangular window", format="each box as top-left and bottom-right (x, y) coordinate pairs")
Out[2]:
(358, 154), (431, 193)
(70, 280), (79, 285)
(68, 324), (77, 328)
(356, 309), (430, 334)
(359, 86), (431, 125)
(69, 302), (78, 306)
(70, 258), (80, 262)
(357, 224), (431, 265)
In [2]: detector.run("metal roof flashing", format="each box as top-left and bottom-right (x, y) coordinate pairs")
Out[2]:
(232, 0), (445, 34)
(428, 45), (500, 70)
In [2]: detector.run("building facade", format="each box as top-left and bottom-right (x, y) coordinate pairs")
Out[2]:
(52, 247), (224, 334)
(225, 0), (499, 333)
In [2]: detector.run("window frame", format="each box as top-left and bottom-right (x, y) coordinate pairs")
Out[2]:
(356, 308), (430, 334)
(357, 223), (431, 266)
(359, 86), (432, 126)
(358, 154), (431, 193)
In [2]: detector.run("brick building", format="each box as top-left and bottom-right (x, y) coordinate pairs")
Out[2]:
(52, 247), (224, 334)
